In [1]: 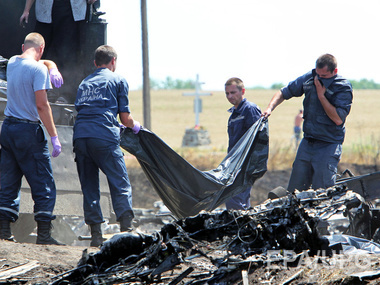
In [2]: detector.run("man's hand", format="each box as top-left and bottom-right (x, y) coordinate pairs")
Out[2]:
(51, 136), (62, 157)
(132, 121), (141, 134)
(49, 68), (64, 88)
(19, 12), (29, 27)
(261, 108), (272, 119)
(314, 76), (326, 98)
(261, 90), (284, 119)
(314, 76), (343, 125)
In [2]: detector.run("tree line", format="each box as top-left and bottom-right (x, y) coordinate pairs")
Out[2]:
(148, 77), (380, 90)
(269, 79), (380, 90)
(150, 77), (196, 90)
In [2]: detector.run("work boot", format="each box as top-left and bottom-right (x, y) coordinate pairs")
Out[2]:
(0, 219), (15, 241)
(119, 213), (134, 232)
(36, 221), (64, 245)
(90, 223), (104, 247)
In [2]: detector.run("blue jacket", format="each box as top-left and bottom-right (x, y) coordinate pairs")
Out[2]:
(281, 69), (353, 144)
(228, 98), (261, 152)
(74, 68), (130, 143)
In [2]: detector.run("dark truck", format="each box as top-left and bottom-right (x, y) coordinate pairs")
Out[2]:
(0, 0), (113, 245)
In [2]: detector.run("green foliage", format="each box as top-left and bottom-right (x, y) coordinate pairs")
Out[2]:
(258, 79), (380, 90)
(250, 86), (266, 90)
(149, 77), (380, 90)
(149, 78), (162, 90)
(270, 82), (285, 90)
(350, 79), (380, 89)
(150, 76), (196, 90)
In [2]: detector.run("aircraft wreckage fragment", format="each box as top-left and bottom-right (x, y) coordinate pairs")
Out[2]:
(50, 195), (325, 284)
(50, 183), (379, 284)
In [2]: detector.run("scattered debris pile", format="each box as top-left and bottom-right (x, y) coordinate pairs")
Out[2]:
(291, 185), (380, 242)
(51, 194), (329, 284)
(49, 181), (380, 284)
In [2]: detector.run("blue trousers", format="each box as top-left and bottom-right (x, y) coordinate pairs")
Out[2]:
(287, 138), (342, 192)
(73, 138), (133, 225)
(225, 186), (251, 210)
(0, 118), (56, 222)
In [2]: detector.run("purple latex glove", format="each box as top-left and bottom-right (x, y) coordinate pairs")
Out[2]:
(132, 121), (141, 134)
(49, 68), (64, 88)
(51, 136), (62, 157)
(119, 123), (126, 134)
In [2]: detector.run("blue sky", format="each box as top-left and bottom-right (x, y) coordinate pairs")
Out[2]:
(100, 0), (380, 90)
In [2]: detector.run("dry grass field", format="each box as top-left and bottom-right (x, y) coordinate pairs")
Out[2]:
(126, 89), (380, 170)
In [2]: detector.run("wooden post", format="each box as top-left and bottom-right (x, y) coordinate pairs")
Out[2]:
(141, 0), (151, 129)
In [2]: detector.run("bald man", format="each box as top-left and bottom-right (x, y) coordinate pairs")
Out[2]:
(0, 32), (63, 245)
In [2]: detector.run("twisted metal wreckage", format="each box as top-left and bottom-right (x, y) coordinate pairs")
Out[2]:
(47, 118), (380, 284)
(51, 185), (380, 284)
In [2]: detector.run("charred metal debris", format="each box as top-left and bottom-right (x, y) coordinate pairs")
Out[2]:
(51, 182), (379, 285)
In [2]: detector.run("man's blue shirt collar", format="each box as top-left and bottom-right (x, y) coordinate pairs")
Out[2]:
(228, 98), (247, 113)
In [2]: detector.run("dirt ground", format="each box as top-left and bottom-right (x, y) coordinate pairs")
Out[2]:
(2, 239), (380, 285)
(1, 163), (380, 284)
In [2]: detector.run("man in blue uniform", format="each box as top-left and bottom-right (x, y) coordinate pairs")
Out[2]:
(0, 32), (63, 244)
(225, 77), (262, 210)
(73, 45), (141, 247)
(262, 54), (353, 192)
